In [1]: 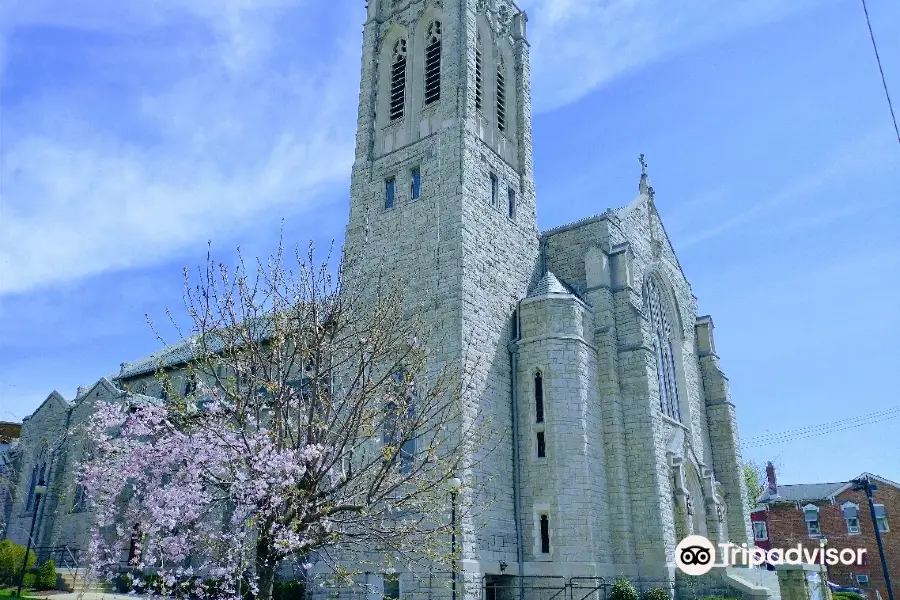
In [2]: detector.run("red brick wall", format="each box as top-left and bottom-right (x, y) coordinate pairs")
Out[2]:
(762, 484), (898, 600)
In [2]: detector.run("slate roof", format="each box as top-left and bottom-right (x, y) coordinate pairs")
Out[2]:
(528, 271), (571, 296)
(116, 313), (280, 380)
(759, 482), (848, 504)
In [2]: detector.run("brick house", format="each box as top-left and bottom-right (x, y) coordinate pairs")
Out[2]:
(752, 463), (897, 600)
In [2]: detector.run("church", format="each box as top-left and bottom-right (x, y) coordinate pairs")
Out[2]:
(3, 0), (778, 598)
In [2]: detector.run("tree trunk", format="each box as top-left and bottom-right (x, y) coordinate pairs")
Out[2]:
(256, 538), (276, 600)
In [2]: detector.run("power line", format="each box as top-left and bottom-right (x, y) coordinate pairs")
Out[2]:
(747, 406), (900, 443)
(742, 407), (900, 448)
(861, 0), (900, 147)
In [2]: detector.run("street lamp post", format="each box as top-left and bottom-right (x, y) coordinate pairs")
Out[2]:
(17, 478), (47, 597)
(852, 477), (895, 600)
(449, 477), (462, 600)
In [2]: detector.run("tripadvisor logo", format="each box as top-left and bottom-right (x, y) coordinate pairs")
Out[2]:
(675, 535), (868, 576)
(675, 535), (717, 575)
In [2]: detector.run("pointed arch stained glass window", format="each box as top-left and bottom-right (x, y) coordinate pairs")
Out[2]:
(645, 277), (681, 421)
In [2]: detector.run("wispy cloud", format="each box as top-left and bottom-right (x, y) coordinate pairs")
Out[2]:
(521, 0), (835, 112)
(673, 128), (899, 250)
(0, 0), (843, 295)
(0, 0), (362, 295)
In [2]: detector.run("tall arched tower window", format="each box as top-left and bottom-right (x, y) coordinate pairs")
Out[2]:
(389, 38), (407, 122)
(645, 277), (681, 421)
(424, 21), (442, 106)
(496, 56), (507, 133)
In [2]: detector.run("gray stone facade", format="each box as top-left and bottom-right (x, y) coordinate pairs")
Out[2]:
(3, 0), (761, 597)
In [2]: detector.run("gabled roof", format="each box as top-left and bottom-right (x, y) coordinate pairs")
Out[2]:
(22, 390), (70, 422)
(759, 482), (848, 503)
(759, 472), (900, 505)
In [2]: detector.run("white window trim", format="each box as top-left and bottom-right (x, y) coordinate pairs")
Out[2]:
(753, 521), (768, 541)
(803, 503), (821, 537)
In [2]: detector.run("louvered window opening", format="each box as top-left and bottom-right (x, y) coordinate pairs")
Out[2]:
(389, 39), (407, 122)
(475, 45), (483, 111)
(496, 58), (506, 132)
(424, 22), (442, 106)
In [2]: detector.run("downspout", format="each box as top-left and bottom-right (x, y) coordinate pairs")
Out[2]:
(508, 304), (525, 600)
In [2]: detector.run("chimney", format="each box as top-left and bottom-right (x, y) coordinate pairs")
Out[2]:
(766, 462), (777, 495)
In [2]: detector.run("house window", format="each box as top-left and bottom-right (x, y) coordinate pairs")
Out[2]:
(383, 574), (400, 600)
(539, 514), (550, 554)
(536, 431), (546, 458)
(389, 39), (407, 122)
(804, 505), (821, 536)
(496, 56), (506, 133)
(410, 167), (421, 200)
(753, 521), (768, 541)
(508, 187), (516, 220)
(385, 177), (396, 209)
(843, 502), (861, 534)
(855, 574), (869, 588)
(875, 504), (889, 532)
(644, 277), (681, 421)
(534, 371), (544, 423)
(474, 43), (483, 111)
(490, 173), (498, 207)
(424, 21), (442, 106)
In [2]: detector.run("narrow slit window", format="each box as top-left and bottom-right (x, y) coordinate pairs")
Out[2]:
(410, 167), (421, 200)
(508, 186), (516, 220)
(389, 39), (407, 122)
(424, 21), (442, 106)
(539, 514), (550, 553)
(536, 431), (546, 458)
(385, 177), (396, 209)
(534, 371), (544, 423)
(496, 56), (506, 132)
(490, 173), (498, 206)
(475, 44), (483, 111)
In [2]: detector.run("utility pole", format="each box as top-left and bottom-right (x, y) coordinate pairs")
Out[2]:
(852, 476), (895, 600)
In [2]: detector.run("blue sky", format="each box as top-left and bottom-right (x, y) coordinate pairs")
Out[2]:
(1, 0), (898, 486)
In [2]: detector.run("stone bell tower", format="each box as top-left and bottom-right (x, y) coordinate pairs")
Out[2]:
(343, 0), (541, 571)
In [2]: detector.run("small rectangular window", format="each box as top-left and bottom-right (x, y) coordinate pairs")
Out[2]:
(877, 516), (889, 532)
(753, 521), (768, 540)
(410, 167), (421, 200)
(536, 431), (546, 458)
(490, 173), (498, 207)
(508, 187), (516, 220)
(847, 517), (860, 534)
(383, 574), (400, 600)
(855, 575), (869, 588)
(806, 519), (820, 536)
(539, 514), (550, 554)
(385, 178), (396, 209)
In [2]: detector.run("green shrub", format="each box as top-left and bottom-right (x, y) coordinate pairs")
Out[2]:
(610, 578), (639, 600)
(643, 587), (670, 600)
(35, 559), (57, 590)
(0, 540), (36, 586)
(273, 579), (305, 600)
(834, 593), (866, 600)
